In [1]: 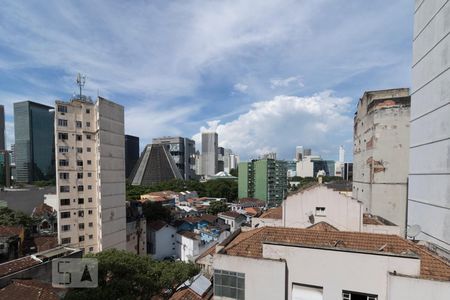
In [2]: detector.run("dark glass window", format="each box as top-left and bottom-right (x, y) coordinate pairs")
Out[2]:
(214, 269), (245, 300)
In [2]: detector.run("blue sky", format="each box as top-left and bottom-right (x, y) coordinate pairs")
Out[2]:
(0, 0), (413, 161)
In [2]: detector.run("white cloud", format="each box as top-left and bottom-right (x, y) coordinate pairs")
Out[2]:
(193, 91), (353, 160)
(270, 76), (304, 89)
(233, 83), (248, 93)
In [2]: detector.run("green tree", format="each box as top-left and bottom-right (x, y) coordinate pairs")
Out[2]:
(203, 179), (238, 202)
(0, 207), (35, 228)
(142, 201), (172, 222)
(207, 200), (229, 215)
(229, 168), (238, 177)
(64, 249), (199, 300)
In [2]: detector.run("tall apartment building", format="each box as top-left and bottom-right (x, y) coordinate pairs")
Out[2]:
(125, 135), (140, 179)
(55, 97), (126, 253)
(0, 105), (5, 150)
(353, 88), (410, 232)
(201, 132), (218, 177)
(0, 150), (10, 187)
(152, 136), (196, 180)
(223, 148), (239, 173)
(238, 158), (287, 206)
(409, 1), (450, 250)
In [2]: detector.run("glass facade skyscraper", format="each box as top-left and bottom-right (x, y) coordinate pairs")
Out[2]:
(14, 101), (55, 183)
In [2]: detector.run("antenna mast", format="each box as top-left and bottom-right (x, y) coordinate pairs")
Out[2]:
(76, 73), (86, 100)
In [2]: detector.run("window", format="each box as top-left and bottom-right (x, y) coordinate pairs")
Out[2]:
(79, 236), (85, 242)
(61, 237), (71, 244)
(78, 210), (84, 217)
(88, 197), (93, 203)
(292, 284), (323, 300)
(79, 223), (85, 230)
(76, 121), (82, 128)
(342, 291), (377, 300)
(60, 198), (70, 206)
(87, 160), (92, 165)
(76, 134), (82, 141)
(89, 247), (93, 252)
(58, 119), (68, 127)
(62, 225), (70, 231)
(77, 147), (83, 153)
(58, 105), (68, 113)
(86, 134), (91, 140)
(78, 198), (84, 204)
(77, 173), (83, 179)
(87, 147), (91, 152)
(59, 172), (69, 180)
(60, 186), (70, 193)
(86, 121), (91, 127)
(77, 160), (83, 167)
(59, 146), (69, 153)
(315, 207), (326, 217)
(88, 210), (93, 215)
(88, 185), (92, 190)
(88, 173), (92, 177)
(89, 234), (93, 239)
(58, 133), (68, 140)
(60, 212), (71, 219)
(86, 108), (90, 114)
(88, 222), (93, 227)
(214, 269), (245, 300)
(59, 159), (69, 167)
(77, 185), (84, 192)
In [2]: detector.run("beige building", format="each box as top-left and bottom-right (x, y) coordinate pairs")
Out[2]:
(353, 88), (410, 233)
(55, 97), (126, 253)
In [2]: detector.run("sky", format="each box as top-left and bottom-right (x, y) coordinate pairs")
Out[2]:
(0, 0), (413, 161)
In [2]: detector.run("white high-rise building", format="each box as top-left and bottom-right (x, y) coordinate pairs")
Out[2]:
(55, 96), (126, 253)
(339, 145), (345, 163)
(201, 132), (218, 177)
(409, 1), (450, 250)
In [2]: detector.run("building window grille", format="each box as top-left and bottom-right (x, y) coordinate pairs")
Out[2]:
(61, 237), (71, 244)
(58, 105), (68, 113)
(60, 186), (70, 193)
(60, 199), (70, 206)
(58, 119), (68, 127)
(342, 291), (378, 300)
(214, 269), (245, 300)
(60, 212), (71, 219)
(76, 121), (82, 128)
(58, 133), (68, 140)
(59, 146), (69, 153)
(62, 225), (70, 231)
(315, 207), (326, 216)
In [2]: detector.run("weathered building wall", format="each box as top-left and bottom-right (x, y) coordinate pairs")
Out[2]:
(408, 0), (450, 250)
(353, 89), (410, 233)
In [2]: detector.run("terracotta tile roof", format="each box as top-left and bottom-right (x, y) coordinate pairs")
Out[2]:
(218, 211), (243, 219)
(259, 206), (282, 219)
(0, 225), (23, 237)
(196, 243), (217, 262)
(33, 236), (59, 252)
(32, 203), (55, 217)
(0, 279), (61, 300)
(179, 231), (199, 240)
(170, 287), (213, 300)
(223, 227), (450, 281)
(198, 214), (218, 224)
(0, 257), (41, 277)
(307, 222), (339, 232)
(147, 220), (168, 231)
(244, 207), (261, 217)
(363, 213), (396, 226)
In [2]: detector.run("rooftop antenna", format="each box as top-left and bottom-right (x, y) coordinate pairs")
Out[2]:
(76, 73), (86, 100)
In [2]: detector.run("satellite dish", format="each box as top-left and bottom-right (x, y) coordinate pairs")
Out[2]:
(407, 225), (421, 239)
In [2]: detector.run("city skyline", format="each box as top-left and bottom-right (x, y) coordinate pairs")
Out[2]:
(0, 0), (412, 160)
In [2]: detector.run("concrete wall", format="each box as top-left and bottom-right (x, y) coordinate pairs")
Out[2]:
(176, 234), (199, 262)
(388, 274), (450, 300)
(262, 243), (420, 300)
(409, 0), (450, 250)
(126, 219), (146, 256)
(251, 217), (282, 228)
(353, 89), (410, 233)
(284, 186), (362, 231)
(213, 254), (286, 300)
(150, 225), (176, 260)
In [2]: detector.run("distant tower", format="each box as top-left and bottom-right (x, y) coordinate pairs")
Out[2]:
(339, 145), (345, 163)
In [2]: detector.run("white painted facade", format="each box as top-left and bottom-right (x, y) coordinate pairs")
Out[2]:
(284, 185), (362, 231)
(408, 0), (450, 250)
(218, 213), (246, 233)
(55, 97), (126, 253)
(213, 242), (449, 300)
(148, 223), (177, 260)
(176, 233), (200, 262)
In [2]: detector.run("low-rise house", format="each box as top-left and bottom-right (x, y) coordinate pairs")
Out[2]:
(218, 211), (246, 233)
(176, 231), (200, 262)
(0, 226), (24, 262)
(126, 201), (147, 256)
(252, 206), (283, 228)
(212, 227), (450, 300)
(0, 246), (81, 288)
(231, 198), (266, 212)
(23, 235), (58, 254)
(31, 203), (57, 235)
(0, 279), (65, 300)
(147, 220), (177, 260)
(195, 243), (218, 277)
(140, 191), (178, 207)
